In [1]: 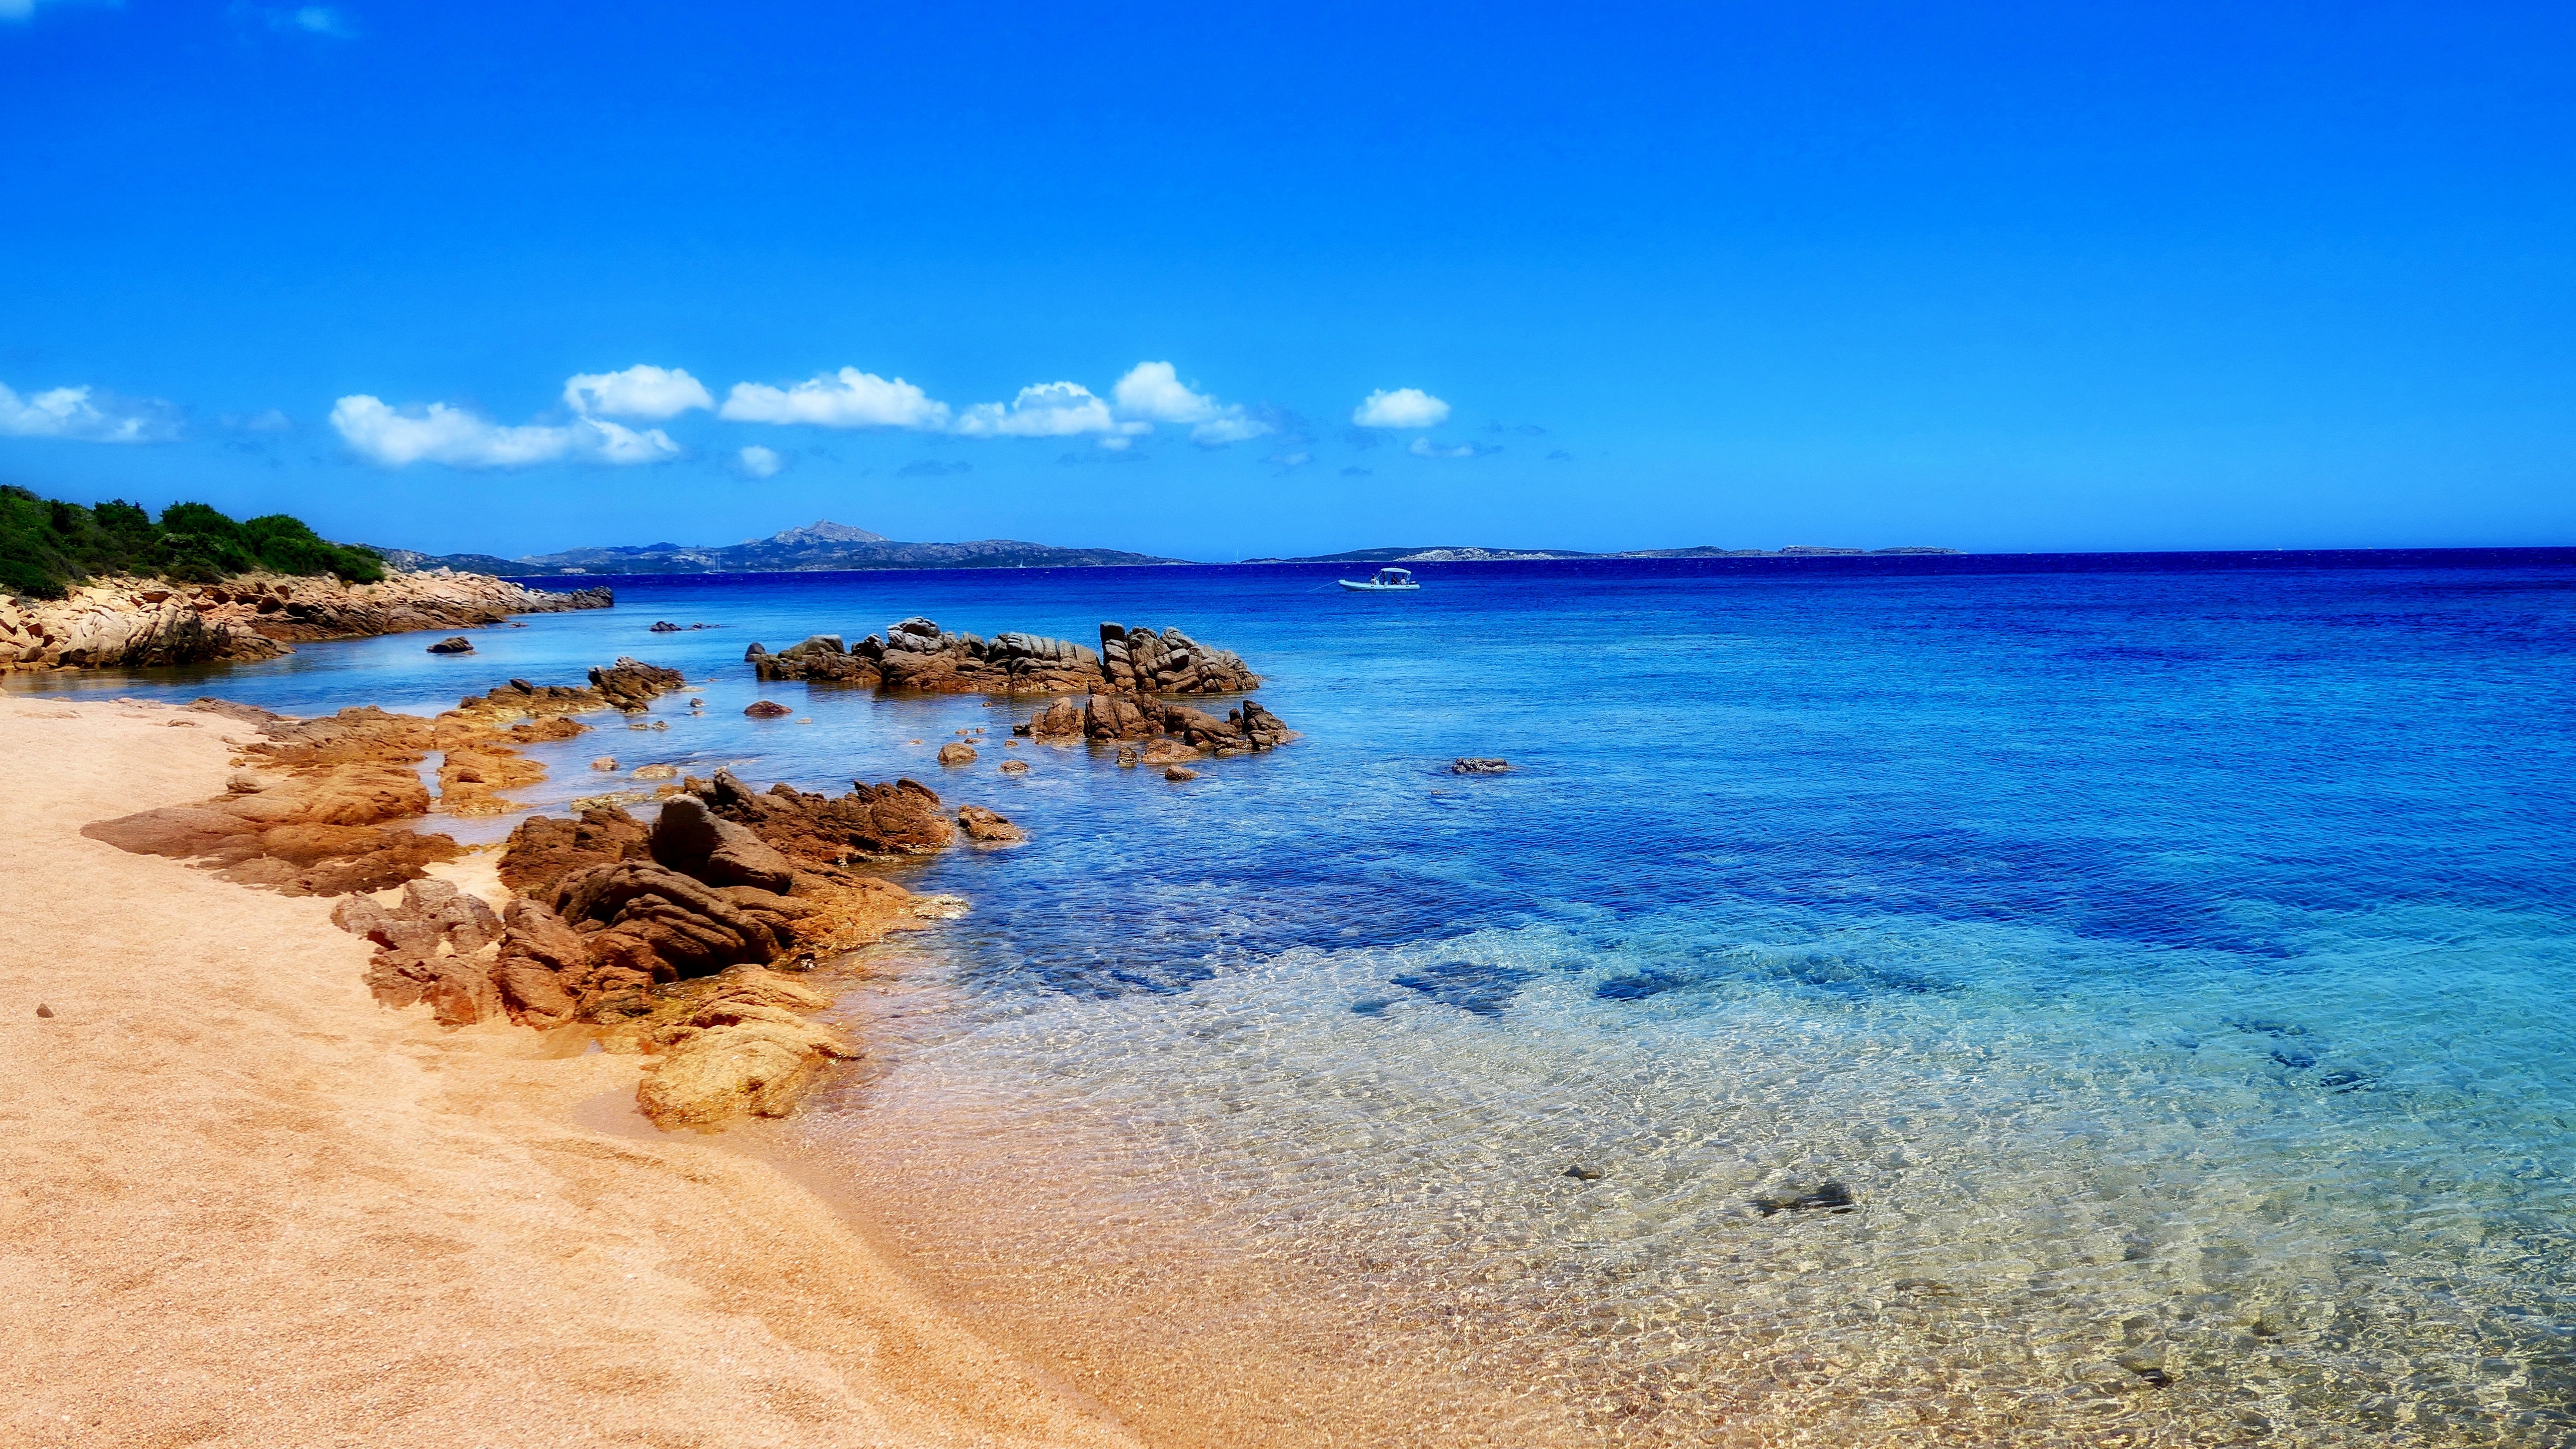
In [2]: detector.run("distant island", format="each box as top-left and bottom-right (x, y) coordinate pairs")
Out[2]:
(372, 520), (1179, 576)
(375, 520), (1957, 576)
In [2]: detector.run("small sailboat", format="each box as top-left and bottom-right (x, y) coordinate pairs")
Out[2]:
(1338, 566), (1421, 592)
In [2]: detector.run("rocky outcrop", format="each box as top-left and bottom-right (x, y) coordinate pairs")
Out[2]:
(747, 634), (881, 686)
(634, 969), (860, 1129)
(689, 768), (956, 864)
(737, 616), (1257, 698)
(498, 804), (651, 897)
(333, 880), (506, 1026)
(454, 657), (686, 725)
(590, 657), (687, 711)
(84, 703), (463, 896)
(427, 636), (473, 654)
(1097, 623), (1258, 695)
(0, 569), (609, 673)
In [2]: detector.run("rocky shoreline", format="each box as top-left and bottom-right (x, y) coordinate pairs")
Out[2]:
(0, 566), (610, 673)
(77, 658), (1019, 1131)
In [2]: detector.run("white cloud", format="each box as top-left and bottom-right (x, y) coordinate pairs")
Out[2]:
(564, 364), (713, 420)
(718, 368), (951, 430)
(1353, 387), (1451, 429)
(1409, 437), (1488, 459)
(738, 444), (785, 478)
(1107, 361), (1272, 447)
(330, 395), (679, 468)
(273, 6), (352, 36)
(0, 382), (183, 443)
(953, 380), (1143, 438)
(1110, 361), (1218, 423)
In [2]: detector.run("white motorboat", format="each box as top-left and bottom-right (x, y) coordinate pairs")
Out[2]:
(1338, 567), (1421, 592)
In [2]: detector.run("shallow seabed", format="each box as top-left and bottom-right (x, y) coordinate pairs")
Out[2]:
(28, 554), (2576, 1444)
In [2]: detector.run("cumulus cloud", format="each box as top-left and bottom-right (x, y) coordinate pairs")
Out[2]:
(330, 395), (679, 468)
(1108, 361), (1273, 447)
(565, 364), (713, 420)
(737, 444), (785, 478)
(1352, 387), (1450, 429)
(0, 382), (183, 443)
(1409, 437), (1492, 459)
(719, 368), (951, 430)
(953, 381), (1141, 439)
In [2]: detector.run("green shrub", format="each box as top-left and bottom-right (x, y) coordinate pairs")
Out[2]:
(0, 489), (384, 599)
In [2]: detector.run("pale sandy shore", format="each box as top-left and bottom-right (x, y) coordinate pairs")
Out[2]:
(0, 699), (1146, 1449)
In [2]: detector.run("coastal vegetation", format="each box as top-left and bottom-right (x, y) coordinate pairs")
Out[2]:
(0, 485), (384, 599)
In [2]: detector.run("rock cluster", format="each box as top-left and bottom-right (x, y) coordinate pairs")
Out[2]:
(743, 617), (1257, 698)
(1022, 693), (1295, 758)
(84, 703), (462, 895)
(0, 569), (609, 673)
(684, 768), (956, 864)
(1097, 622), (1258, 695)
(333, 880), (506, 1026)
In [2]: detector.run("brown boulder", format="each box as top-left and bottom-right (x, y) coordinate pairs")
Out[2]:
(426, 636), (474, 655)
(957, 804), (1025, 843)
(936, 742), (977, 765)
(498, 806), (650, 898)
(552, 860), (784, 979)
(1021, 697), (1087, 739)
(697, 769), (954, 863)
(590, 657), (687, 711)
(1140, 738), (1199, 766)
(1164, 766), (1198, 781)
(648, 794), (796, 893)
(744, 700), (793, 718)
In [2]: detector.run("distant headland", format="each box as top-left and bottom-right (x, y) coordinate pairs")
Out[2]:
(375, 520), (1959, 576)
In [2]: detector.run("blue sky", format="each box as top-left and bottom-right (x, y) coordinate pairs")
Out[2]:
(3, 2), (2571, 559)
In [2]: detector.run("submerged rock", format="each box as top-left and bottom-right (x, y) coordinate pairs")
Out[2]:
(426, 635), (474, 655)
(1751, 1180), (1858, 1216)
(1563, 1163), (1608, 1182)
(1453, 758), (1511, 774)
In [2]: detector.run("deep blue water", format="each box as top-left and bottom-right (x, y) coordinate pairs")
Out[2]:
(21, 550), (2576, 1442)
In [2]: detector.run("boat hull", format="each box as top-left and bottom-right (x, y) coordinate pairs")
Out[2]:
(1338, 580), (1422, 591)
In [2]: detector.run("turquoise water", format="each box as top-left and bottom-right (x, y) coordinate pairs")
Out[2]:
(23, 553), (2576, 1443)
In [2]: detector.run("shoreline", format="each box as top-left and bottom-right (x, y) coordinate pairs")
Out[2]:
(0, 568), (609, 675)
(2, 694), (1561, 1448)
(0, 695), (1150, 1448)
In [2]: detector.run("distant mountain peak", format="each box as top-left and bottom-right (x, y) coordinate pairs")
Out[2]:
(765, 520), (888, 546)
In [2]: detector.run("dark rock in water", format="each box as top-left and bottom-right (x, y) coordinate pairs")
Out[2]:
(1563, 1163), (1607, 1182)
(2272, 1049), (2318, 1070)
(589, 657), (687, 712)
(650, 620), (682, 633)
(1595, 970), (1685, 1001)
(1163, 765), (1197, 781)
(427, 636), (474, 655)
(1389, 959), (1536, 1017)
(1452, 758), (1510, 774)
(1349, 997), (1396, 1017)
(1751, 1180), (1857, 1216)
(744, 700), (793, 718)
(2318, 1069), (2370, 1091)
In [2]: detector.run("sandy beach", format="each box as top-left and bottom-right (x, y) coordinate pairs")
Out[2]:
(0, 697), (1144, 1449)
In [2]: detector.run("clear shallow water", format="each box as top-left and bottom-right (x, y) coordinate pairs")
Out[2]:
(23, 552), (2576, 1443)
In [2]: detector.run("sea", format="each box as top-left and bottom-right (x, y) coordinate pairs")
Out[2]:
(17, 550), (2576, 1446)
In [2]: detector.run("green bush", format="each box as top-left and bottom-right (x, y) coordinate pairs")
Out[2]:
(0, 487), (384, 599)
